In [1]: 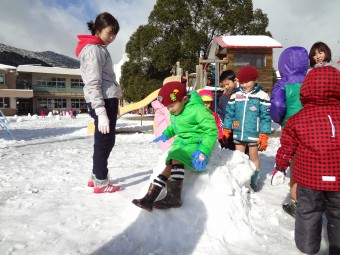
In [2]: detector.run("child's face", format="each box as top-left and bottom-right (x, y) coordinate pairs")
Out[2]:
(96, 26), (116, 45)
(240, 80), (256, 92)
(313, 49), (326, 65)
(221, 78), (237, 92)
(167, 97), (188, 115)
(203, 101), (212, 109)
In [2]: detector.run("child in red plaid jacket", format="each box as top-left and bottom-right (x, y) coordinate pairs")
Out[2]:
(274, 66), (340, 255)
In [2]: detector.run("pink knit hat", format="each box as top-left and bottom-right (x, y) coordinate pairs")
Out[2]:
(197, 89), (214, 102)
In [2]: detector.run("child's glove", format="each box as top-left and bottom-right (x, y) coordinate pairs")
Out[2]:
(271, 169), (286, 186)
(257, 133), (269, 151)
(95, 107), (110, 134)
(223, 129), (232, 140)
(152, 134), (168, 143)
(191, 150), (207, 171)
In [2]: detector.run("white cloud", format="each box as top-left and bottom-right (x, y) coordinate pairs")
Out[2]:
(0, 0), (156, 63)
(1, 0), (339, 69)
(253, 0), (340, 68)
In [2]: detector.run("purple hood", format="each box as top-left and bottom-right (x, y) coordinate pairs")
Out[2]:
(270, 46), (309, 124)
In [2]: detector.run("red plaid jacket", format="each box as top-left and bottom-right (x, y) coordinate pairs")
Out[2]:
(276, 66), (340, 191)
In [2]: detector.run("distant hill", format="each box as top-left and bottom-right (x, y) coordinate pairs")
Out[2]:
(0, 43), (80, 68)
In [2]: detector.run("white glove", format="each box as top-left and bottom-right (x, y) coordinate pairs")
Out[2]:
(271, 170), (286, 186)
(95, 107), (110, 134)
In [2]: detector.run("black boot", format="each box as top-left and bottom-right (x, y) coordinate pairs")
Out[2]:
(154, 179), (183, 209)
(131, 174), (167, 212)
(154, 164), (184, 209)
(282, 199), (297, 218)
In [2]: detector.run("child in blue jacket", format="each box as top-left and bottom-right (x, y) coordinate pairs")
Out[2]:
(223, 66), (271, 191)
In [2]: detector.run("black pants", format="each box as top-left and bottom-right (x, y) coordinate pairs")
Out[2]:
(295, 185), (340, 255)
(88, 98), (119, 180)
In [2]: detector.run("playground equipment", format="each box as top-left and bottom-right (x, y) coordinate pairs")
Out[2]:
(87, 76), (182, 135)
(0, 110), (14, 139)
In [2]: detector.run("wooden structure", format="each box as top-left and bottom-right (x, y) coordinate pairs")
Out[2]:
(207, 35), (282, 93)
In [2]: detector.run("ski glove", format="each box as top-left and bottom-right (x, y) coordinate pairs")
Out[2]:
(222, 129), (232, 141)
(191, 150), (207, 171)
(95, 107), (110, 134)
(271, 169), (286, 186)
(257, 133), (269, 151)
(152, 134), (168, 143)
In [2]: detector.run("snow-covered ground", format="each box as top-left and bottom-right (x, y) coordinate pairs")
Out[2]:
(0, 113), (329, 255)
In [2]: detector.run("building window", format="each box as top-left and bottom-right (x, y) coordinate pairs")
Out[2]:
(71, 98), (86, 109)
(0, 74), (5, 85)
(37, 98), (66, 109)
(0, 97), (10, 108)
(234, 53), (266, 67)
(71, 78), (84, 88)
(36, 77), (66, 88)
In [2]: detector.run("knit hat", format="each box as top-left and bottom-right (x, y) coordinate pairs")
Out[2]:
(237, 66), (259, 84)
(197, 89), (214, 102)
(158, 81), (187, 107)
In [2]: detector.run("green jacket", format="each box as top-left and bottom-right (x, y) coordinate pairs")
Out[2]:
(163, 91), (218, 170)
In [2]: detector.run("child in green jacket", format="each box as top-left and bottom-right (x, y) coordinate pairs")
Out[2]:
(132, 81), (218, 211)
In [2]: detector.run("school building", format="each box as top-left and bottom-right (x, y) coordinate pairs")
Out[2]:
(0, 64), (86, 116)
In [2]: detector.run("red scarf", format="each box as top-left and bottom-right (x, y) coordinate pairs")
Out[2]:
(75, 35), (104, 57)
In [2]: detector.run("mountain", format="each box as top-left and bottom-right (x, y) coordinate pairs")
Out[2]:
(0, 43), (80, 68)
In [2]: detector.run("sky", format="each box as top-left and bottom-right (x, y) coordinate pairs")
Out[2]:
(0, 113), (330, 254)
(0, 0), (339, 70)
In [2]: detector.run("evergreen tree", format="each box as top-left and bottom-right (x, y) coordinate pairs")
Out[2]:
(121, 0), (271, 102)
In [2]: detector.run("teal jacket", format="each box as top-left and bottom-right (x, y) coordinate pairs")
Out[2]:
(163, 91), (218, 170)
(223, 84), (271, 143)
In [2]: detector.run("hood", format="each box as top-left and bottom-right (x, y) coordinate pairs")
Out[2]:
(300, 66), (340, 106)
(151, 100), (165, 110)
(75, 35), (104, 57)
(278, 46), (309, 79)
(187, 91), (205, 107)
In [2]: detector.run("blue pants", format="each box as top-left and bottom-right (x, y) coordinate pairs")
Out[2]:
(88, 98), (119, 180)
(295, 185), (340, 255)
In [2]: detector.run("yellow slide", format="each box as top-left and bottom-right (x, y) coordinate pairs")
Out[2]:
(118, 89), (160, 117)
(87, 89), (160, 135)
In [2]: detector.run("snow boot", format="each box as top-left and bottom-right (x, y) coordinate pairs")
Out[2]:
(250, 169), (260, 191)
(131, 174), (167, 212)
(154, 164), (184, 209)
(154, 179), (183, 209)
(283, 199), (297, 218)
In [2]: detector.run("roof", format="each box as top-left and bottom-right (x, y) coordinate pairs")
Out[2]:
(214, 35), (282, 49)
(0, 64), (16, 73)
(17, 65), (81, 75)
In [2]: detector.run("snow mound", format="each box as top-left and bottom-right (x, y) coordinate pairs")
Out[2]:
(92, 145), (259, 255)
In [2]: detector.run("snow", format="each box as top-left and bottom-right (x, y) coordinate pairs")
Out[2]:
(0, 114), (329, 255)
(214, 35), (283, 48)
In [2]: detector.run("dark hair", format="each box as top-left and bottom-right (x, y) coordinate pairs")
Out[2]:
(308, 41), (332, 67)
(220, 70), (236, 82)
(87, 12), (120, 36)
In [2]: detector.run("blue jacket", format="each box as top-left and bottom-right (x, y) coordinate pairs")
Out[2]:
(217, 88), (238, 124)
(270, 47), (309, 127)
(223, 84), (271, 143)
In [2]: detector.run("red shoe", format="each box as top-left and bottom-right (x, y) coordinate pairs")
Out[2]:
(93, 183), (121, 194)
(88, 180), (94, 187)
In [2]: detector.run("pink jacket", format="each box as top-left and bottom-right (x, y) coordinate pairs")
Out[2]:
(151, 100), (175, 152)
